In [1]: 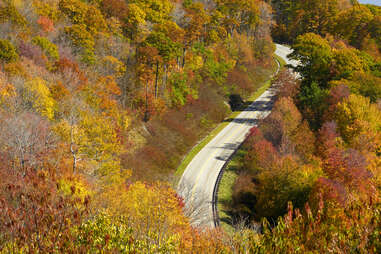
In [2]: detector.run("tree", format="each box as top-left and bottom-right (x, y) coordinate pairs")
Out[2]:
(64, 24), (96, 64)
(331, 48), (368, 80)
(182, 2), (210, 49)
(23, 78), (56, 120)
(334, 5), (374, 48)
(215, 0), (260, 36)
(0, 112), (55, 171)
(289, 33), (333, 86)
(330, 72), (381, 103)
(253, 156), (322, 221)
(334, 94), (381, 152)
(271, 0), (351, 43)
(257, 194), (380, 253)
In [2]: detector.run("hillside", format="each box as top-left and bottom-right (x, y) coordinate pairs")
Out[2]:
(0, 0), (380, 253)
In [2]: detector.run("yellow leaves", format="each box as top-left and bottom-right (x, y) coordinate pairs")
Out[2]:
(0, 83), (16, 100)
(106, 17), (123, 36)
(59, 0), (87, 24)
(0, 72), (16, 107)
(126, 3), (146, 27)
(53, 110), (125, 180)
(78, 112), (122, 168)
(97, 181), (190, 246)
(130, 3), (145, 22)
(85, 5), (108, 34)
(33, 0), (60, 22)
(131, 0), (173, 25)
(101, 56), (126, 78)
(52, 119), (71, 140)
(3, 62), (26, 78)
(335, 94), (381, 151)
(331, 48), (368, 79)
(58, 175), (92, 203)
(64, 24), (95, 50)
(24, 78), (56, 119)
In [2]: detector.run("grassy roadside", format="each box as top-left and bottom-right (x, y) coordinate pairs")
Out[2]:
(275, 54), (286, 68)
(217, 149), (246, 233)
(175, 55), (285, 179)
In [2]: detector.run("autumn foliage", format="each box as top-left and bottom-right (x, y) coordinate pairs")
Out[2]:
(0, 0), (379, 252)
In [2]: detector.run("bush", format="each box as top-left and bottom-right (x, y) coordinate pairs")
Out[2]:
(229, 94), (244, 111)
(0, 39), (19, 63)
(31, 36), (59, 61)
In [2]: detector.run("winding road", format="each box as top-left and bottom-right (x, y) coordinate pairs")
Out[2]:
(177, 44), (296, 228)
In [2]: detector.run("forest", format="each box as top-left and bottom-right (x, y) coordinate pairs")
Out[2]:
(0, 0), (380, 253)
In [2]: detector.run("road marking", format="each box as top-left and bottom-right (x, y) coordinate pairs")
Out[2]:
(188, 100), (273, 200)
(189, 121), (245, 199)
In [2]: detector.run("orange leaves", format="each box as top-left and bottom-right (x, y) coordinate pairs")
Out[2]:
(50, 81), (70, 101)
(83, 75), (121, 117)
(183, 2), (210, 44)
(100, 0), (129, 20)
(37, 16), (54, 33)
(101, 56), (126, 78)
(0, 72), (16, 108)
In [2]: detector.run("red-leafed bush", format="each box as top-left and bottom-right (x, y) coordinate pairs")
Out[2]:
(37, 16), (54, 33)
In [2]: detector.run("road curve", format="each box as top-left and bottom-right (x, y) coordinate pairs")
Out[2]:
(177, 44), (295, 228)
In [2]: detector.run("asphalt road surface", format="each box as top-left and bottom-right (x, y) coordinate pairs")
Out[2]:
(178, 44), (296, 227)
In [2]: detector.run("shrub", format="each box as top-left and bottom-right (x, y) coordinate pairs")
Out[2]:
(0, 39), (19, 63)
(18, 41), (46, 67)
(31, 36), (59, 61)
(0, 1), (27, 27)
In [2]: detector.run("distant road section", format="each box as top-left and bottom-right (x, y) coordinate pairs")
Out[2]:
(359, 0), (381, 6)
(177, 44), (295, 228)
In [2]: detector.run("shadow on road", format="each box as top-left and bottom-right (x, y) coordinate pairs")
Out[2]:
(213, 142), (241, 161)
(223, 118), (259, 126)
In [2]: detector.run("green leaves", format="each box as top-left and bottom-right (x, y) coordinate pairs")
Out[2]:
(169, 72), (198, 107)
(32, 36), (59, 61)
(0, 39), (19, 63)
(290, 33), (333, 85)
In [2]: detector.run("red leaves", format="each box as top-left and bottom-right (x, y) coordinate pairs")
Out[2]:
(317, 121), (340, 156)
(315, 121), (374, 207)
(322, 143), (373, 194)
(273, 69), (300, 99)
(313, 177), (347, 207)
(328, 84), (350, 105)
(0, 166), (89, 252)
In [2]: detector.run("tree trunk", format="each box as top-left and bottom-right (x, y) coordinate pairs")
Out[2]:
(182, 48), (186, 68)
(154, 61), (159, 98)
(162, 64), (167, 94)
(144, 80), (150, 122)
(70, 125), (77, 174)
